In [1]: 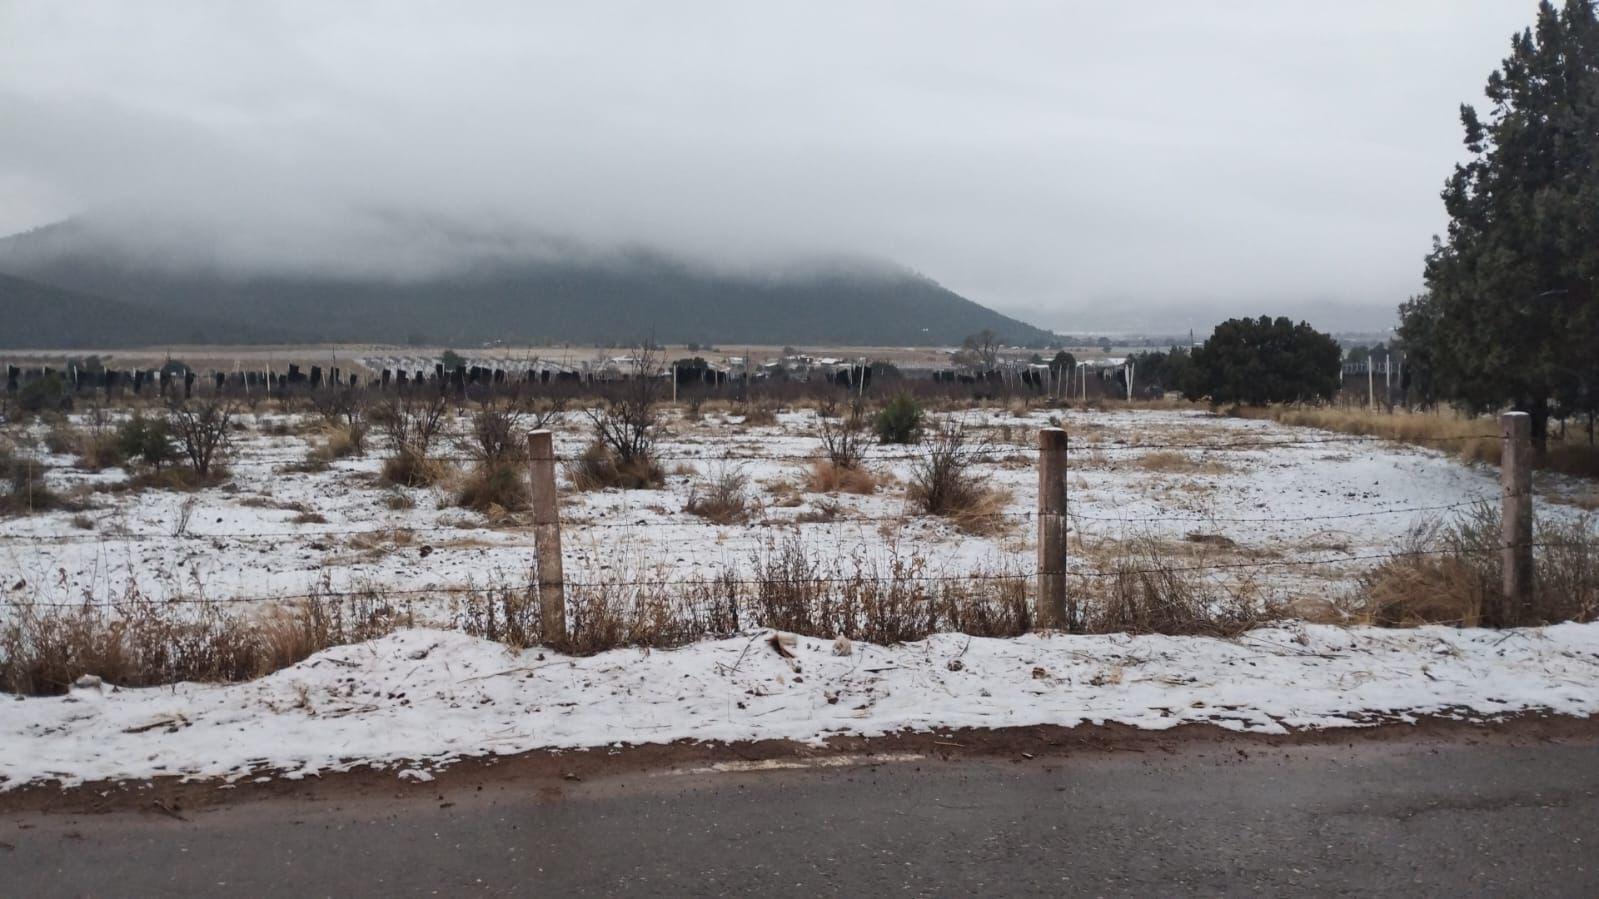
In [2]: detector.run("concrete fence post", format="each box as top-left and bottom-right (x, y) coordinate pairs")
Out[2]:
(528, 430), (567, 645)
(1499, 412), (1533, 626)
(1037, 427), (1069, 630)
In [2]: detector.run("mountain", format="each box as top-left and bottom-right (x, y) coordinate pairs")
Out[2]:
(0, 271), (287, 349)
(0, 218), (1057, 348)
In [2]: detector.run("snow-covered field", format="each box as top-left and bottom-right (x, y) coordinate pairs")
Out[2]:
(7, 404), (1599, 790)
(5, 622), (1599, 790)
(6, 405), (1593, 612)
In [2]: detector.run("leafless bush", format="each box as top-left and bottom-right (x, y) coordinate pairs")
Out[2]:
(309, 387), (369, 452)
(166, 398), (236, 479)
(460, 399), (528, 465)
(818, 403), (869, 469)
(685, 461), (753, 524)
(907, 418), (997, 529)
(584, 345), (663, 474)
(373, 394), (450, 486)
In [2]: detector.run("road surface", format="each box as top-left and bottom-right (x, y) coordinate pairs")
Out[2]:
(4, 724), (1597, 896)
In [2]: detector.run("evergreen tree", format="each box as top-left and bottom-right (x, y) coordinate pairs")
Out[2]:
(1181, 317), (1341, 407)
(1400, 0), (1599, 449)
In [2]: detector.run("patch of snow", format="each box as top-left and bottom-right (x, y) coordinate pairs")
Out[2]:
(4, 624), (1597, 790)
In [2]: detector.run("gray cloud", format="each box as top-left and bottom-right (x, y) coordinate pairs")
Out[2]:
(0, 1), (1538, 327)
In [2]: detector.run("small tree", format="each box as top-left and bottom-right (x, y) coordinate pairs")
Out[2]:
(1398, 0), (1599, 450)
(955, 329), (1002, 370)
(873, 393), (923, 444)
(166, 399), (235, 478)
(586, 345), (664, 466)
(117, 413), (179, 473)
(819, 401), (869, 468)
(440, 349), (467, 371)
(373, 393), (450, 485)
(1181, 316), (1340, 407)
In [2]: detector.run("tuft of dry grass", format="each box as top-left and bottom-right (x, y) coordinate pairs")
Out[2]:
(382, 449), (451, 488)
(1133, 450), (1232, 475)
(804, 460), (879, 495)
(737, 404), (779, 427)
(684, 463), (753, 524)
(564, 442), (665, 491)
(1354, 504), (1598, 627)
(456, 462), (531, 513)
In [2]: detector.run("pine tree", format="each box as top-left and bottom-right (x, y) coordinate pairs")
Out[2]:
(1401, 0), (1599, 450)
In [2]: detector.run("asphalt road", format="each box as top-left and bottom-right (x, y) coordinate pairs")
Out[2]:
(5, 731), (1598, 897)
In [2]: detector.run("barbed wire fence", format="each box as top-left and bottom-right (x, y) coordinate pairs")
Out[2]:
(5, 415), (1591, 639)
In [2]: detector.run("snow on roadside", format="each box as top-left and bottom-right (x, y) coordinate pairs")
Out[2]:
(5, 623), (1599, 790)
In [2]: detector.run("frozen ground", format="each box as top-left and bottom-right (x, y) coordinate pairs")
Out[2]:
(4, 622), (1598, 790)
(3, 405), (1594, 614)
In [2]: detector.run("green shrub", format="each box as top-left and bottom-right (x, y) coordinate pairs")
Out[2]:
(117, 413), (179, 472)
(873, 393), (923, 444)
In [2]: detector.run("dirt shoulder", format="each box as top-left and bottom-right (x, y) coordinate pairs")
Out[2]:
(4, 713), (1595, 817)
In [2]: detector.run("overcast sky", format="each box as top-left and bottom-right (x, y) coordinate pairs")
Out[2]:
(0, 1), (1540, 329)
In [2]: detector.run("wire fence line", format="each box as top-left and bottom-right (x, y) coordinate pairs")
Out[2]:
(4, 418), (1556, 615)
(28, 429), (1508, 472)
(7, 539), (1595, 611)
(0, 493), (1527, 546)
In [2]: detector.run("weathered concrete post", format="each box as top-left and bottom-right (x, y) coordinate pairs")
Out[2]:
(1499, 411), (1533, 626)
(528, 430), (567, 645)
(1037, 427), (1069, 630)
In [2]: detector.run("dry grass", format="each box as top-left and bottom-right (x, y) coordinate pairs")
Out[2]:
(1246, 406), (1599, 478)
(737, 404), (779, 427)
(1133, 450), (1232, 475)
(1354, 504), (1598, 627)
(1070, 534), (1266, 636)
(1, 584), (406, 696)
(564, 442), (665, 491)
(456, 462), (531, 513)
(381, 449), (452, 488)
(804, 460), (880, 495)
(684, 463), (754, 524)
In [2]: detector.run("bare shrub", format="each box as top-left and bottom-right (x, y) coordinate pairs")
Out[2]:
(584, 345), (664, 480)
(373, 394), (450, 486)
(166, 398), (236, 479)
(309, 387), (369, 454)
(907, 418), (1004, 532)
(685, 462), (753, 524)
(459, 399), (528, 465)
(818, 403), (869, 469)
